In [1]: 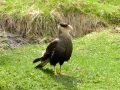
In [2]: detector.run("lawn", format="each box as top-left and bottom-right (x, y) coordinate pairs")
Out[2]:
(0, 30), (120, 90)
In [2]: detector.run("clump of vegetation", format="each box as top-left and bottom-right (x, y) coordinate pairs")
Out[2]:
(0, 0), (120, 38)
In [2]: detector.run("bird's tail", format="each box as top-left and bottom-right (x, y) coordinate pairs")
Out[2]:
(35, 59), (50, 68)
(33, 57), (42, 63)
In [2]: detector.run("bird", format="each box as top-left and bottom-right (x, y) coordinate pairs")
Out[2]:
(33, 23), (73, 75)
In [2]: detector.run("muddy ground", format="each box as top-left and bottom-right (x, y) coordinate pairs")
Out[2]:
(0, 30), (48, 50)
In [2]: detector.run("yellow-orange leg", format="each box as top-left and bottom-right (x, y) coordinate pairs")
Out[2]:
(54, 66), (57, 75)
(59, 65), (62, 75)
(59, 65), (65, 75)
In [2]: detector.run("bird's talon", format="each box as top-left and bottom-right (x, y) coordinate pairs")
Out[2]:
(58, 72), (65, 75)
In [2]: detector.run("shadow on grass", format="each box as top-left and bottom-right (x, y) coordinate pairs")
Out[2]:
(38, 68), (78, 90)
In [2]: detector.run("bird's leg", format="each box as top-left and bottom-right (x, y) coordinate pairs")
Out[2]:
(59, 65), (62, 75)
(54, 66), (57, 75)
(59, 65), (65, 75)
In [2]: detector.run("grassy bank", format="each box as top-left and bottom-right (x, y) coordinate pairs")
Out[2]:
(0, 30), (120, 89)
(0, 0), (120, 38)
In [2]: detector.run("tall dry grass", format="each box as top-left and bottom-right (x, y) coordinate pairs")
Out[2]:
(0, 10), (104, 39)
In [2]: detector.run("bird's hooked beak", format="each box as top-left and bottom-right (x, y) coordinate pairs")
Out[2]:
(68, 25), (73, 30)
(65, 25), (73, 31)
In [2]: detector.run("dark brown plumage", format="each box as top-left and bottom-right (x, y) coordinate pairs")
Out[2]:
(33, 23), (73, 75)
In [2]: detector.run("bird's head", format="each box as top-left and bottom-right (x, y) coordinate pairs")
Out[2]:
(58, 23), (73, 34)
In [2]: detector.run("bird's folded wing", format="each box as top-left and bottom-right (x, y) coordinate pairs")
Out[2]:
(42, 38), (59, 60)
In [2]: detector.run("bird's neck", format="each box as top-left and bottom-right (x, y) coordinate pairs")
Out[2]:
(60, 30), (70, 34)
(59, 32), (71, 39)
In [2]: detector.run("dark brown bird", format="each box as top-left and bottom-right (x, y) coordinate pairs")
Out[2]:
(33, 23), (73, 75)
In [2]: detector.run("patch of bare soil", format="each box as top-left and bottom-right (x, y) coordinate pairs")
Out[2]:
(0, 31), (24, 49)
(0, 30), (48, 50)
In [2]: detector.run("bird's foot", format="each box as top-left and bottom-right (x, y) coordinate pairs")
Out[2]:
(54, 72), (58, 75)
(58, 72), (65, 75)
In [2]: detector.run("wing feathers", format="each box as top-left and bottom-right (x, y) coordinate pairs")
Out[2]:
(33, 38), (59, 67)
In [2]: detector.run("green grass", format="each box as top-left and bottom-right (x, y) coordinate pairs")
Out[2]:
(0, 30), (120, 89)
(0, 0), (120, 21)
(73, 30), (120, 89)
